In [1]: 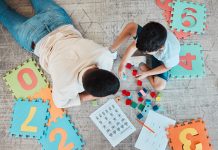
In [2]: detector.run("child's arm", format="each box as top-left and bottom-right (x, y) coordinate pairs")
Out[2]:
(79, 92), (98, 102)
(110, 22), (138, 52)
(118, 41), (138, 78)
(136, 64), (170, 80)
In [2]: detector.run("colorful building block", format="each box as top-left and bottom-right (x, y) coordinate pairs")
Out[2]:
(170, 0), (207, 34)
(91, 100), (98, 107)
(141, 104), (152, 116)
(137, 113), (144, 120)
(138, 97), (144, 103)
(138, 88), (147, 97)
(122, 90), (131, 96)
(145, 99), (152, 105)
(3, 59), (49, 99)
(127, 95), (133, 100)
(169, 43), (205, 78)
(132, 70), (138, 76)
(152, 105), (159, 111)
(150, 91), (157, 98)
(138, 104), (145, 112)
(125, 99), (132, 105)
(9, 98), (49, 139)
(122, 73), (127, 80)
(137, 80), (142, 86)
(40, 114), (84, 150)
(167, 119), (212, 150)
(126, 63), (132, 69)
(131, 101), (138, 109)
(155, 96), (161, 102)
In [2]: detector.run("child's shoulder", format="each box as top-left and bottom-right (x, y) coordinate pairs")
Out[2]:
(165, 31), (180, 51)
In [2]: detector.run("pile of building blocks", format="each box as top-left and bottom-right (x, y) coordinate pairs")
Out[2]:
(3, 59), (84, 149)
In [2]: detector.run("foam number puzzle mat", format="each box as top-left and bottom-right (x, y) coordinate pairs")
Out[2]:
(9, 98), (49, 139)
(167, 119), (212, 150)
(3, 59), (48, 98)
(170, 0), (207, 34)
(40, 114), (84, 150)
(169, 43), (205, 78)
(29, 87), (64, 126)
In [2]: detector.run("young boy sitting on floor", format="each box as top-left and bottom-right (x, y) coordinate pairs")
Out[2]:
(110, 22), (180, 91)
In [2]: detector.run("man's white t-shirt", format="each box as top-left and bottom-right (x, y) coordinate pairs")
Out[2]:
(34, 25), (114, 108)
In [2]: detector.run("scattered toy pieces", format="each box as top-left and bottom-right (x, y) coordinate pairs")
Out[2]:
(132, 70), (138, 76)
(137, 113), (144, 120)
(92, 100), (98, 106)
(131, 101), (138, 109)
(138, 104), (145, 111)
(138, 97), (144, 103)
(126, 63), (132, 69)
(150, 91), (157, 98)
(138, 88), (147, 97)
(137, 80), (142, 86)
(122, 90), (131, 96)
(126, 99), (132, 106)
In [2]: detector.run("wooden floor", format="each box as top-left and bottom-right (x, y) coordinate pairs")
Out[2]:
(0, 0), (218, 149)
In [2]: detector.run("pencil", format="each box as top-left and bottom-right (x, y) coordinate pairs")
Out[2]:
(136, 119), (155, 134)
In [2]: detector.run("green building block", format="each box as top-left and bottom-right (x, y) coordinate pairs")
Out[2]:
(138, 104), (145, 111)
(169, 43), (205, 79)
(131, 101), (138, 109)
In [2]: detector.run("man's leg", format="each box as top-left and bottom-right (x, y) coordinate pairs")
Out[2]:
(139, 63), (167, 91)
(30, 0), (62, 14)
(0, 0), (28, 41)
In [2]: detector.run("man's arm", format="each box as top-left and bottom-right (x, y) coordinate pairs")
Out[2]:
(110, 22), (138, 52)
(79, 91), (98, 102)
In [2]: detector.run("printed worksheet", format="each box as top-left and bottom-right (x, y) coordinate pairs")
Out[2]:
(90, 99), (136, 147)
(135, 111), (176, 150)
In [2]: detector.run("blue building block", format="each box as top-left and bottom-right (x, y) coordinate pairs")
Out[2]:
(141, 104), (152, 116)
(152, 105), (159, 111)
(138, 92), (142, 97)
(145, 99), (152, 105)
(127, 95), (133, 100)
(137, 113), (143, 120)
(40, 114), (84, 150)
(9, 98), (49, 139)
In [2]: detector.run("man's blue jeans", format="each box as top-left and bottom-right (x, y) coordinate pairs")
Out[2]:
(0, 0), (72, 52)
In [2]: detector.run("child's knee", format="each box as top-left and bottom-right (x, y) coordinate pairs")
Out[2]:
(152, 78), (166, 91)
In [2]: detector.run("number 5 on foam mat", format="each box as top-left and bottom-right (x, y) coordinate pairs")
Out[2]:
(9, 98), (49, 139)
(40, 115), (84, 150)
(169, 43), (205, 79)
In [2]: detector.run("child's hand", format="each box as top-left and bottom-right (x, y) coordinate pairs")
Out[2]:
(135, 72), (149, 80)
(118, 64), (126, 79)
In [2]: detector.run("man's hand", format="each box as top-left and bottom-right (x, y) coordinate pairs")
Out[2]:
(118, 63), (126, 79)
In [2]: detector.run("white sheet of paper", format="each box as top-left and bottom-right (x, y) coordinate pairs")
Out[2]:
(135, 111), (176, 150)
(90, 99), (136, 147)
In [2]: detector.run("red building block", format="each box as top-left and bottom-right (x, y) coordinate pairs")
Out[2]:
(132, 70), (138, 76)
(126, 99), (132, 105)
(138, 97), (144, 102)
(122, 90), (130, 96)
(137, 80), (142, 86)
(150, 91), (157, 98)
(126, 63), (132, 69)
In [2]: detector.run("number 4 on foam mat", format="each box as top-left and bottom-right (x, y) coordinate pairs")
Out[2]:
(169, 43), (205, 79)
(9, 98), (49, 139)
(40, 114), (84, 150)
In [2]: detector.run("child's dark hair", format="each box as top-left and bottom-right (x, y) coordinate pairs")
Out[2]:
(82, 69), (120, 97)
(136, 22), (167, 53)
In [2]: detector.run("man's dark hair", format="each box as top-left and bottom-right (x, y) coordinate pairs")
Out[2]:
(136, 22), (167, 53)
(82, 69), (120, 97)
